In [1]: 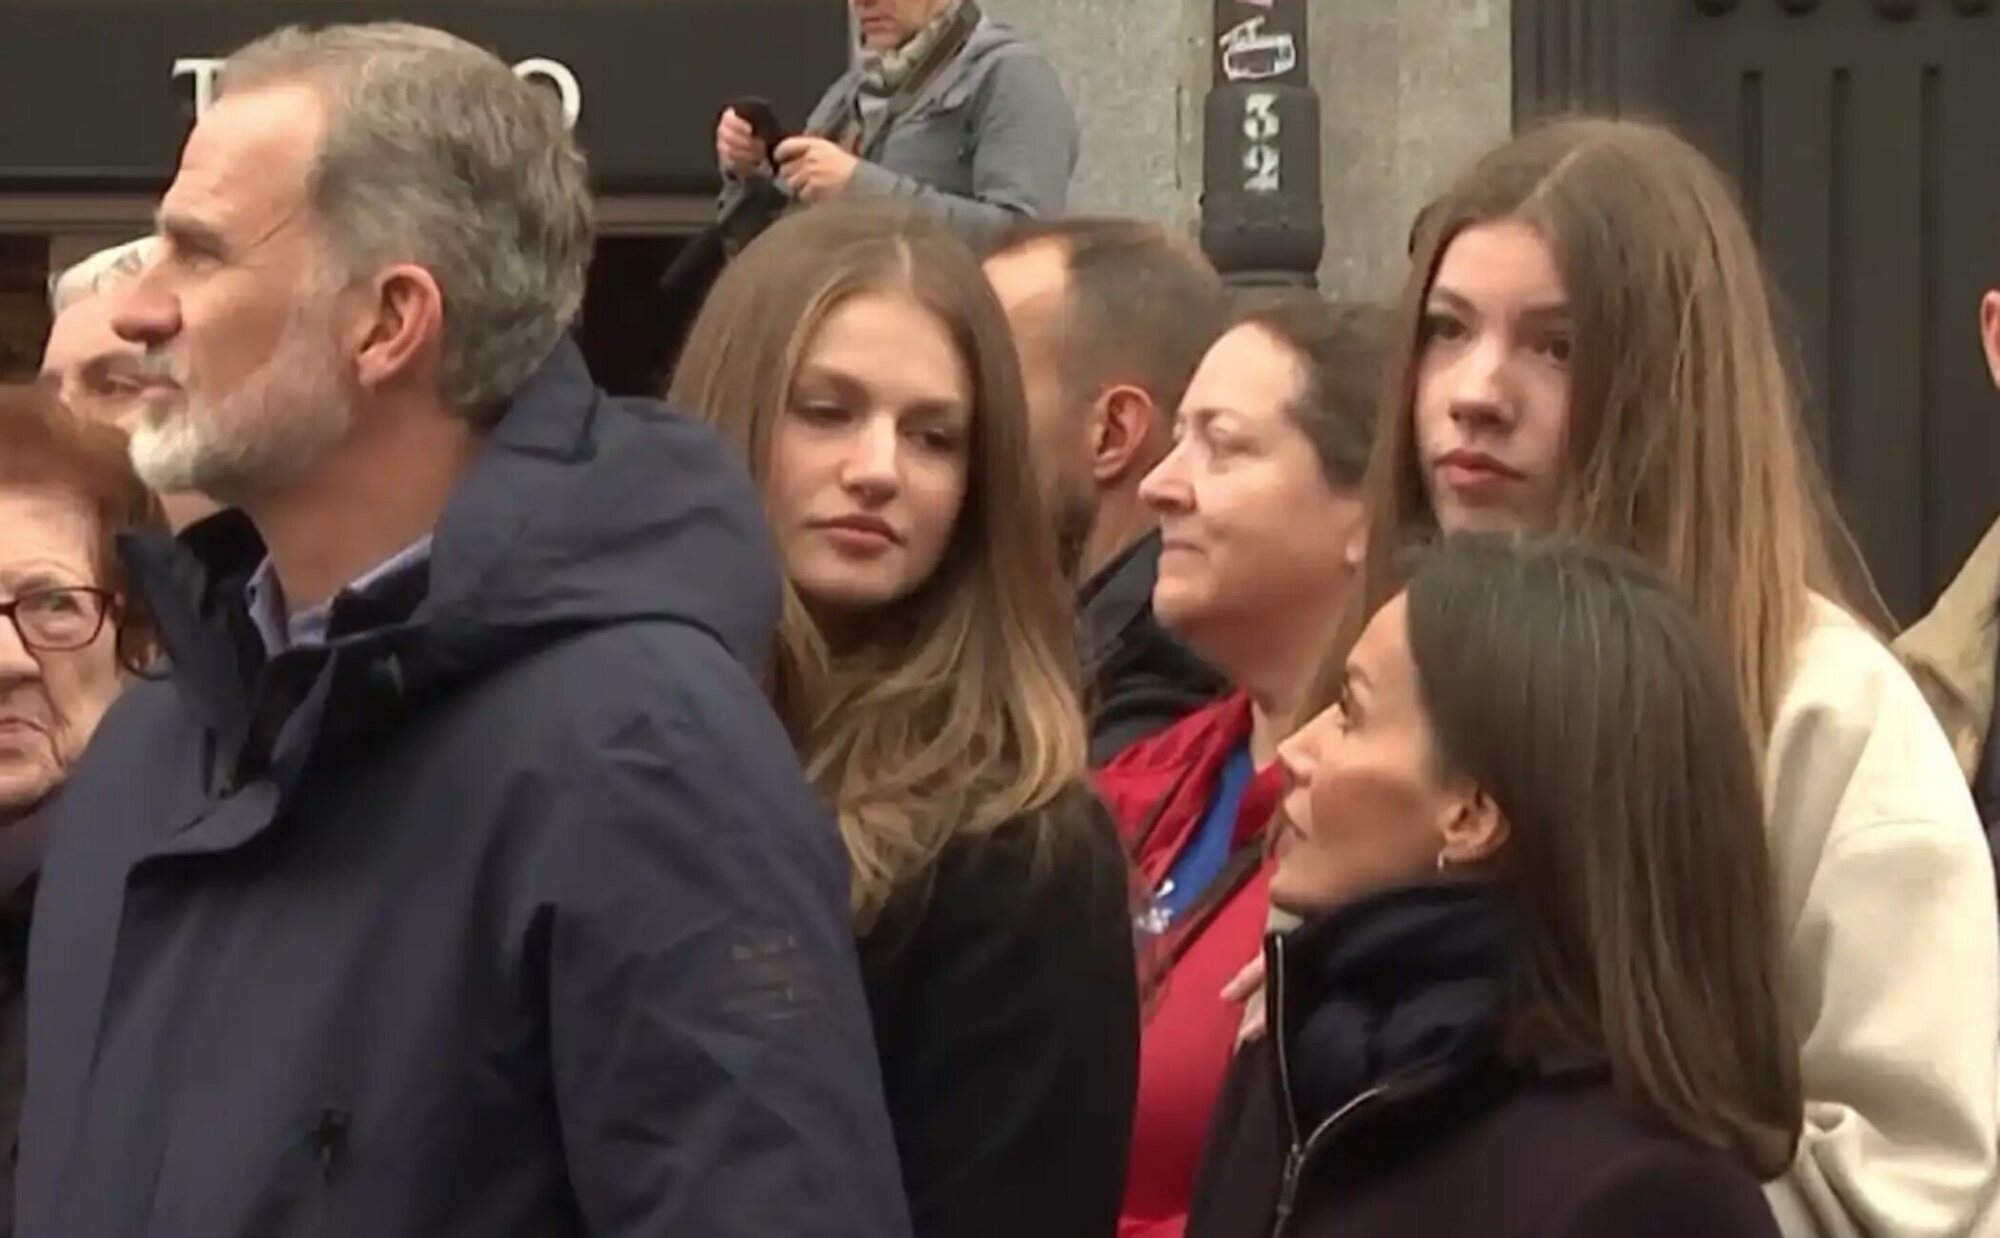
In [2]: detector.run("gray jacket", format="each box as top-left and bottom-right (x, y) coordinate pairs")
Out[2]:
(732, 17), (1078, 248)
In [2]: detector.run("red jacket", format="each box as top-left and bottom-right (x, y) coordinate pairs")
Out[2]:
(1093, 693), (1279, 1238)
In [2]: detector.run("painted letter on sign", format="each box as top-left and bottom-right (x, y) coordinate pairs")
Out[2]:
(1243, 91), (1280, 192)
(513, 57), (583, 127)
(1220, 16), (1298, 81)
(171, 58), (223, 118)
(173, 55), (584, 130)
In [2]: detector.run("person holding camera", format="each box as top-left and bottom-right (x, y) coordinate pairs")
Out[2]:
(714, 0), (1078, 249)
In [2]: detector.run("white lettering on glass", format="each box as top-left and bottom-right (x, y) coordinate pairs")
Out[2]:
(171, 58), (224, 117)
(173, 55), (584, 130)
(512, 57), (583, 127)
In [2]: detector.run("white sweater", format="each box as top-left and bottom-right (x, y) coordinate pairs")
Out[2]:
(1763, 601), (1999, 1237)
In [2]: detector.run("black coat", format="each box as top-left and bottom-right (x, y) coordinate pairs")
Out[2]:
(0, 808), (35, 1238)
(1186, 885), (1781, 1238)
(1080, 532), (1226, 766)
(860, 789), (1139, 1238)
(17, 341), (913, 1238)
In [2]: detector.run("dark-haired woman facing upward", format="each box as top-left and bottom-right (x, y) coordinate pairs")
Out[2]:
(1298, 116), (1996, 1238)
(1189, 533), (1798, 1238)
(669, 199), (1138, 1238)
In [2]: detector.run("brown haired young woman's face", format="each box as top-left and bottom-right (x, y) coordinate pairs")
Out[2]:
(1270, 592), (1502, 914)
(1140, 323), (1365, 666)
(767, 291), (972, 616)
(1415, 220), (1572, 534)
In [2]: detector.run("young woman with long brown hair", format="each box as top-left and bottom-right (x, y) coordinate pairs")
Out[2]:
(1191, 533), (1800, 1238)
(1288, 116), (1996, 1237)
(667, 199), (1138, 1238)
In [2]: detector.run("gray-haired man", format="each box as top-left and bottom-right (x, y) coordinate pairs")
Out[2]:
(39, 238), (216, 530)
(18, 22), (910, 1238)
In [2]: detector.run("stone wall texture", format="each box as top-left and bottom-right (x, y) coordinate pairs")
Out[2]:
(988, 0), (1513, 295)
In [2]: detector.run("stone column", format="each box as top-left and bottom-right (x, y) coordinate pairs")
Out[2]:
(1201, 0), (1324, 287)
(986, 0), (1512, 296)
(981, 0), (1209, 232)
(1310, 0), (1513, 298)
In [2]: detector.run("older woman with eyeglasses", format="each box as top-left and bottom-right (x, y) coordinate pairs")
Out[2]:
(0, 382), (162, 1234)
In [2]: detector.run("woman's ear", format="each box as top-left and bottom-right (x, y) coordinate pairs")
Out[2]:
(1437, 782), (1510, 868)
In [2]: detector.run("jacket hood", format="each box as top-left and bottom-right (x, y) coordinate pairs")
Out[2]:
(961, 12), (1035, 64)
(125, 339), (780, 745)
(413, 338), (778, 678)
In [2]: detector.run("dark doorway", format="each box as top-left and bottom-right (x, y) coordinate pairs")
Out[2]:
(1513, 0), (2000, 623)
(574, 234), (707, 399)
(0, 235), (51, 381)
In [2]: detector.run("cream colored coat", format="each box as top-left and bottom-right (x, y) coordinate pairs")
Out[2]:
(1767, 600), (1999, 1237)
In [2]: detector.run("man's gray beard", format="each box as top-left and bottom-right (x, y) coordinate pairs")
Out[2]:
(129, 302), (355, 509)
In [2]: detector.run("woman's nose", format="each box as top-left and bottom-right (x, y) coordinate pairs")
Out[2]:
(841, 418), (902, 499)
(1138, 442), (1193, 515)
(1446, 338), (1512, 429)
(0, 612), (44, 686)
(1276, 712), (1324, 790)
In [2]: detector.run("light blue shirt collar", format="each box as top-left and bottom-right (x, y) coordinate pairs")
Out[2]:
(245, 535), (434, 656)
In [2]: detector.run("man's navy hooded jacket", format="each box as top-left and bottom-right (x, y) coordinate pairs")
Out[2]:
(16, 341), (913, 1238)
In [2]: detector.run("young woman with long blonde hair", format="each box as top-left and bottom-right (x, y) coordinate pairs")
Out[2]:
(668, 199), (1138, 1238)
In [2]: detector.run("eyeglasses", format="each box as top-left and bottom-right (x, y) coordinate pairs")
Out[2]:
(0, 587), (115, 654)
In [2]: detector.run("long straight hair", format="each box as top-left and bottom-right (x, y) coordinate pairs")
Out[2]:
(1403, 533), (1802, 1179)
(1338, 117), (1875, 743)
(669, 201), (1088, 929)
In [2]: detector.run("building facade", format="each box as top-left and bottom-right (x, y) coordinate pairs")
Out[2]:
(2, 0), (1990, 615)
(0, 0), (849, 390)
(1014, 0), (2000, 619)
(986, 0), (1510, 298)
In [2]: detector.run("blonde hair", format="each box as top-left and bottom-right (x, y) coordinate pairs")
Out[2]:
(670, 201), (1089, 928)
(1341, 116), (1870, 743)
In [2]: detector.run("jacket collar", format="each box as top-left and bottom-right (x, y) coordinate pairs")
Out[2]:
(1079, 529), (1165, 669)
(823, 9), (1009, 132)
(1274, 881), (1517, 1127)
(120, 510), (267, 749)
(1126, 693), (1271, 880)
(0, 804), (48, 901)
(1897, 514), (2000, 780)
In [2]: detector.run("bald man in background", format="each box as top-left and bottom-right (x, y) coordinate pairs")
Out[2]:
(39, 239), (215, 530)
